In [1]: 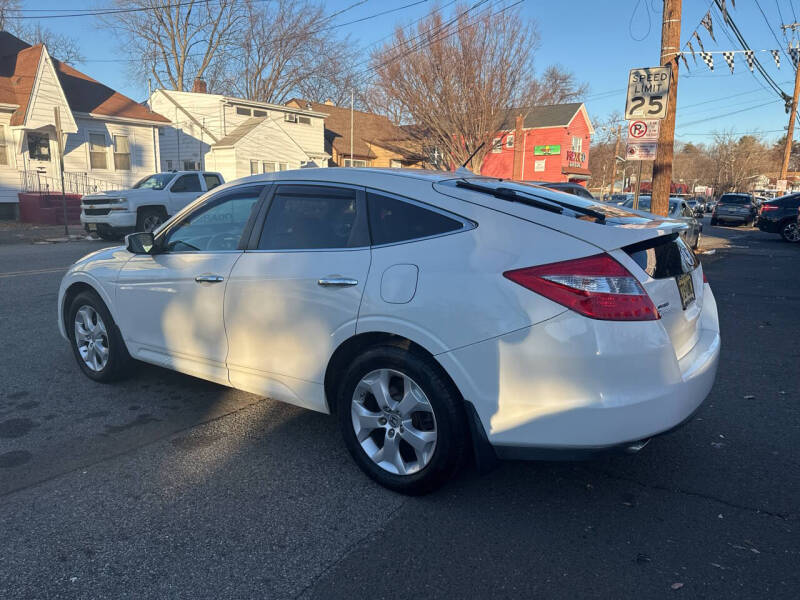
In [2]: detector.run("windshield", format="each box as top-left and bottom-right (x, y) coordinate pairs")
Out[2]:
(720, 194), (750, 204)
(133, 173), (176, 190)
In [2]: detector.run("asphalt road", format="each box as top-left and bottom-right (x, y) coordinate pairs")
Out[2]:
(0, 220), (797, 599)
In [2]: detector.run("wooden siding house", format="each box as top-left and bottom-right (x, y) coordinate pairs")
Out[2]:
(286, 99), (425, 169)
(149, 84), (329, 182)
(0, 32), (169, 220)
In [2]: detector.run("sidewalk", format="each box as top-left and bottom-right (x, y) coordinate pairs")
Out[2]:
(0, 221), (93, 245)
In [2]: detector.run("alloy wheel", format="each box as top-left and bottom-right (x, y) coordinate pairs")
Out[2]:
(74, 305), (109, 372)
(142, 214), (163, 232)
(783, 222), (800, 242)
(351, 368), (437, 475)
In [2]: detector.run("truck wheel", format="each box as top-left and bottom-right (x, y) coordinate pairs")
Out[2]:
(97, 230), (122, 242)
(137, 207), (167, 233)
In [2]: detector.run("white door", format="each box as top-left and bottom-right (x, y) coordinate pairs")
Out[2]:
(224, 184), (371, 411)
(167, 173), (204, 214)
(116, 184), (266, 383)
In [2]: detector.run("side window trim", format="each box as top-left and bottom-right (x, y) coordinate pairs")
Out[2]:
(365, 188), (476, 248)
(154, 183), (271, 252)
(245, 182), (368, 252)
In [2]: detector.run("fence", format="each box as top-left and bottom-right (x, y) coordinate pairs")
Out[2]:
(19, 170), (117, 196)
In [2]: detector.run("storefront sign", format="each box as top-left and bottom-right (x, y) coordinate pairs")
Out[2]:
(534, 159), (546, 172)
(565, 150), (586, 168)
(534, 145), (560, 156)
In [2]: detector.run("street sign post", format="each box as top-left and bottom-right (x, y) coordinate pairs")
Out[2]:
(627, 119), (660, 141)
(625, 67), (672, 120)
(626, 141), (658, 161)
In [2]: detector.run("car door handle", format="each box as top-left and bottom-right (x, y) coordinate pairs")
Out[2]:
(317, 277), (358, 287)
(195, 274), (224, 283)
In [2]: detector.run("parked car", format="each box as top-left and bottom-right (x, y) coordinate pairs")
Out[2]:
(685, 198), (704, 217)
(80, 171), (225, 240)
(756, 193), (800, 242)
(622, 196), (703, 249)
(608, 193), (633, 205)
(58, 169), (720, 494)
(711, 193), (757, 226)
(529, 181), (595, 200)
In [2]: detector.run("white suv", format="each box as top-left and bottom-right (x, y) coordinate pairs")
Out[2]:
(59, 169), (720, 494)
(80, 171), (224, 240)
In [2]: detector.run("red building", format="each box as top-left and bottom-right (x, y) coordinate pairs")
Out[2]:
(481, 103), (594, 185)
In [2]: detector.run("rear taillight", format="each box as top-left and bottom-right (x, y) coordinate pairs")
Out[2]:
(703, 271), (708, 283)
(503, 254), (660, 321)
(761, 204), (779, 212)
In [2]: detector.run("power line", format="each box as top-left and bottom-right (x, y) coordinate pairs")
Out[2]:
(754, 0), (791, 61)
(676, 100), (779, 128)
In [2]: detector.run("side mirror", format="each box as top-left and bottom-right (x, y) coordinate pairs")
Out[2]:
(125, 231), (156, 254)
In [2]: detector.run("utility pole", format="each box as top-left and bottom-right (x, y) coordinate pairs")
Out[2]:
(780, 24), (800, 180)
(350, 90), (354, 166)
(651, 0), (681, 217)
(609, 125), (622, 196)
(54, 107), (68, 237)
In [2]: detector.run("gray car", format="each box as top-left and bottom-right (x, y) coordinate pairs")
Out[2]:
(623, 196), (702, 249)
(711, 193), (757, 226)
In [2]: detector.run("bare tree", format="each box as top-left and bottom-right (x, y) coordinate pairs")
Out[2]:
(369, 4), (583, 171)
(707, 132), (771, 195)
(528, 65), (588, 106)
(0, 0), (84, 64)
(221, 0), (359, 104)
(104, 0), (243, 92)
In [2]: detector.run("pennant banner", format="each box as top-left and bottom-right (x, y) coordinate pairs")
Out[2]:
(700, 51), (714, 71)
(790, 47), (800, 67)
(701, 12), (716, 42)
(694, 31), (706, 53)
(772, 49), (781, 69)
(744, 49), (754, 71)
(722, 51), (735, 74)
(687, 40), (697, 63)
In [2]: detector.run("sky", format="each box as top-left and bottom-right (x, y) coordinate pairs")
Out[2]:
(14, 0), (800, 146)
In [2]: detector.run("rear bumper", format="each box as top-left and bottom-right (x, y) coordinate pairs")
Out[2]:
(438, 286), (720, 454)
(714, 212), (751, 223)
(756, 217), (780, 232)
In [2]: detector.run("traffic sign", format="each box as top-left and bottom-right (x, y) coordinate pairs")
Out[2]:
(625, 66), (672, 120)
(626, 141), (658, 161)
(627, 119), (660, 141)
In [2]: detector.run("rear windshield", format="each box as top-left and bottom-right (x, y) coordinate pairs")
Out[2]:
(720, 194), (751, 204)
(625, 233), (699, 279)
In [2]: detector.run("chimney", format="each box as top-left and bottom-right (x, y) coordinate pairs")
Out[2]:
(512, 114), (524, 181)
(192, 77), (207, 94)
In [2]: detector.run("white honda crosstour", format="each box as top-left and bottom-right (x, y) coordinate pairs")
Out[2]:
(58, 169), (720, 494)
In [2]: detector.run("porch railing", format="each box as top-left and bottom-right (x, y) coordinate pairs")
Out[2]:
(19, 170), (118, 196)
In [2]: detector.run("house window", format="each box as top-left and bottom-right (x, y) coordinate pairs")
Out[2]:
(28, 132), (51, 161)
(250, 160), (259, 175)
(506, 134), (514, 149)
(572, 136), (582, 153)
(298, 116), (311, 125)
(278, 162), (288, 171)
(390, 159), (402, 168)
(253, 110), (267, 117)
(166, 160), (174, 170)
(88, 133), (108, 169)
(236, 107), (252, 116)
(343, 159), (367, 167)
(113, 134), (131, 170)
(0, 126), (9, 166)
(183, 160), (199, 171)
(284, 113), (297, 123)
(491, 137), (502, 153)
(262, 161), (276, 173)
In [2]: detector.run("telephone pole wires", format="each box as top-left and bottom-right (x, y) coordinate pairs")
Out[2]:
(780, 23), (800, 180)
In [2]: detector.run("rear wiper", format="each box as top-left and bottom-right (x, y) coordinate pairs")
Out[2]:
(456, 180), (563, 215)
(456, 180), (606, 223)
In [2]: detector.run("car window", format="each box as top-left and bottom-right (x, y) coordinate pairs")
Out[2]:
(367, 192), (463, 245)
(171, 174), (202, 193)
(133, 173), (174, 190)
(203, 173), (222, 190)
(257, 185), (368, 250)
(720, 194), (750, 204)
(163, 186), (264, 252)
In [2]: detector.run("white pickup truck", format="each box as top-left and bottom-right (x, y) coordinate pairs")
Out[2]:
(80, 171), (224, 240)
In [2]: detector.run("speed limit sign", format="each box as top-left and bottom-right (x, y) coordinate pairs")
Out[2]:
(625, 66), (671, 120)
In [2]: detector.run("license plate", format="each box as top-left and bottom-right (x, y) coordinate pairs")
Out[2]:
(87, 223), (97, 231)
(676, 272), (695, 310)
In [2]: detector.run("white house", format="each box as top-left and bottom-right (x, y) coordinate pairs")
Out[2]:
(148, 82), (329, 182)
(0, 32), (170, 220)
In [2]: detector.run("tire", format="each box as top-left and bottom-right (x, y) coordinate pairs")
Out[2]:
(136, 207), (167, 233)
(97, 229), (122, 242)
(710, 217), (718, 226)
(336, 345), (467, 495)
(67, 290), (133, 383)
(779, 219), (800, 243)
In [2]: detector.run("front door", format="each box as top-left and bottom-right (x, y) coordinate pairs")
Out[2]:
(116, 184), (266, 383)
(26, 131), (54, 186)
(224, 184), (371, 411)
